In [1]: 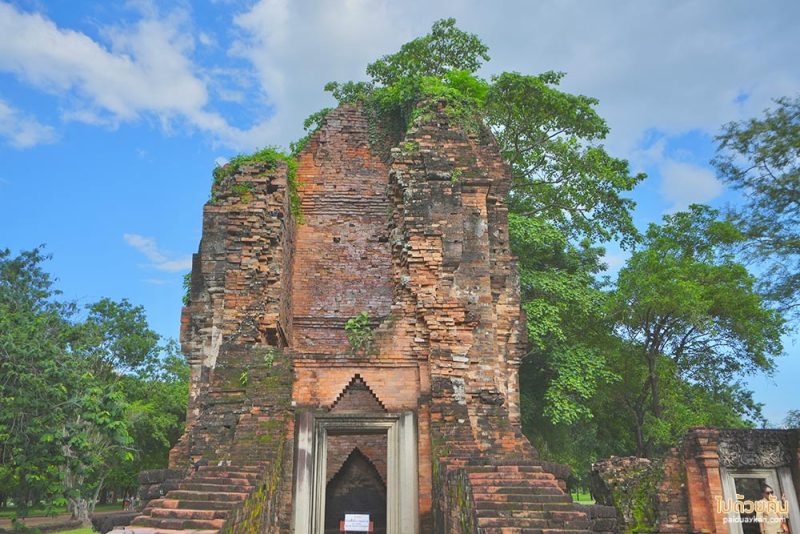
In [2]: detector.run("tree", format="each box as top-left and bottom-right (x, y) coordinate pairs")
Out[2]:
(487, 71), (644, 246)
(607, 205), (784, 455)
(0, 247), (181, 524)
(0, 248), (72, 513)
(785, 410), (800, 428)
(713, 96), (800, 316)
(511, 214), (617, 426)
(365, 18), (489, 87)
(106, 343), (188, 499)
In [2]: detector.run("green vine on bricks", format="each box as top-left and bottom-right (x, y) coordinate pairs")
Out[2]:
(450, 168), (463, 183)
(290, 107), (333, 157)
(230, 181), (255, 203)
(239, 369), (249, 387)
(211, 146), (303, 222)
(262, 347), (276, 368)
(344, 311), (374, 355)
(182, 272), (192, 306)
(311, 19), (489, 157)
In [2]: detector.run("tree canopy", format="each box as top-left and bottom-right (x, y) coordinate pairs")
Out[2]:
(0, 247), (187, 524)
(607, 205), (784, 454)
(714, 95), (800, 316)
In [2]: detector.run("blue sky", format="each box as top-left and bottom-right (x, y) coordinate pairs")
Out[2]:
(0, 0), (798, 425)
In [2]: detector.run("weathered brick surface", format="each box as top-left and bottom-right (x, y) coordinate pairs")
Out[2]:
(290, 106), (393, 354)
(126, 102), (596, 533)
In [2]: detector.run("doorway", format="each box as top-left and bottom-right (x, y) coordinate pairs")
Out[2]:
(292, 412), (418, 534)
(324, 446), (387, 533)
(721, 467), (800, 534)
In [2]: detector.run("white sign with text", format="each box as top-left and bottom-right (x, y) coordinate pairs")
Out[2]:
(343, 513), (370, 532)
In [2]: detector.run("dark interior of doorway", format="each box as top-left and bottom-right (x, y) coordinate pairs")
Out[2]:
(324, 448), (387, 534)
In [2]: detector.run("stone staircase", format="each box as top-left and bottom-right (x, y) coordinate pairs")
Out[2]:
(467, 463), (591, 533)
(110, 464), (261, 533)
(110, 348), (294, 534)
(438, 454), (592, 534)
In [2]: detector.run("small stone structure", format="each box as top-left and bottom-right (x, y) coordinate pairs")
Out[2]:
(591, 427), (800, 533)
(112, 102), (614, 533)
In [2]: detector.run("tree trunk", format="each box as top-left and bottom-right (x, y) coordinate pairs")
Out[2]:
(647, 351), (662, 419)
(68, 497), (92, 527)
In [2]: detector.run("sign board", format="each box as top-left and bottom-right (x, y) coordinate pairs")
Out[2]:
(343, 514), (370, 532)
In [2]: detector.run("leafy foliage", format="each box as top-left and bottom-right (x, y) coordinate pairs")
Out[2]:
(290, 107), (333, 157)
(487, 72), (644, 245)
(365, 18), (489, 87)
(607, 205), (784, 454)
(212, 146), (302, 221)
(785, 410), (800, 428)
(511, 214), (618, 425)
(0, 248), (187, 523)
(713, 95), (800, 316)
(344, 312), (374, 355)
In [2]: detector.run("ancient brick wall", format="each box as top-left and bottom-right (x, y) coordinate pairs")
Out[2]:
(172, 158), (295, 468)
(164, 102), (594, 532)
(290, 106), (393, 354)
(656, 449), (691, 533)
(387, 103), (527, 455)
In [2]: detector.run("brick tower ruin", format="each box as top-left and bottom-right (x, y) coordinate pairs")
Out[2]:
(115, 103), (611, 533)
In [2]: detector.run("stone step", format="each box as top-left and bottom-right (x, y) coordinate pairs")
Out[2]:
(468, 465), (546, 473)
(476, 509), (551, 520)
(148, 507), (229, 520)
(472, 493), (571, 503)
(475, 502), (578, 513)
(479, 529), (590, 534)
(188, 476), (255, 486)
(472, 486), (572, 502)
(131, 516), (227, 530)
(197, 465), (263, 476)
(166, 490), (248, 502)
(478, 516), (548, 528)
(177, 482), (254, 493)
(471, 484), (564, 495)
(468, 473), (557, 482)
(146, 498), (235, 511)
(108, 528), (218, 534)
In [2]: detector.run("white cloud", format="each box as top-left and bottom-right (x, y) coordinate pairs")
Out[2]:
(0, 2), (242, 144)
(1, 0), (798, 158)
(143, 278), (170, 285)
(660, 160), (724, 212)
(123, 233), (191, 272)
(225, 0), (799, 154)
(0, 99), (57, 148)
(631, 134), (725, 212)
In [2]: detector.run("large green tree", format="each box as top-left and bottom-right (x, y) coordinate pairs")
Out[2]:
(607, 205), (784, 455)
(0, 248), (186, 524)
(713, 95), (800, 315)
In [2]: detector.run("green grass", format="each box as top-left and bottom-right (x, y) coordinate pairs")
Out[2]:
(1, 502), (121, 519)
(571, 491), (595, 504)
(52, 529), (95, 534)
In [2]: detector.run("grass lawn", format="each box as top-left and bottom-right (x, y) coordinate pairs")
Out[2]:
(571, 491), (595, 504)
(0, 503), (122, 519)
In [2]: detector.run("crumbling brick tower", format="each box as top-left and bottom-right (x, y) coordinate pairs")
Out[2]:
(119, 103), (599, 533)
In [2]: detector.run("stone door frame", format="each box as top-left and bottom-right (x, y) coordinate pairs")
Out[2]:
(720, 466), (800, 534)
(292, 411), (418, 534)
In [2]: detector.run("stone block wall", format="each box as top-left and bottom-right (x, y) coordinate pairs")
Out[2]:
(290, 105), (393, 354)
